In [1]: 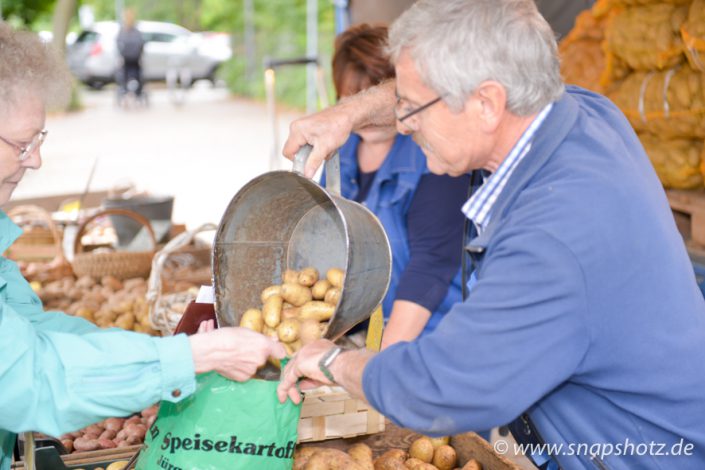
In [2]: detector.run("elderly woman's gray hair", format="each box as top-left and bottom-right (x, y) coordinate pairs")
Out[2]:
(0, 22), (71, 114)
(388, 0), (564, 116)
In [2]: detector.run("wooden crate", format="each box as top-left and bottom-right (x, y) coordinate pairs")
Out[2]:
(11, 444), (141, 470)
(451, 432), (523, 470)
(666, 189), (705, 247)
(298, 386), (385, 442)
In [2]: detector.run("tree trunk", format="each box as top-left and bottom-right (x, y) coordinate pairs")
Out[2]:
(52, 0), (77, 56)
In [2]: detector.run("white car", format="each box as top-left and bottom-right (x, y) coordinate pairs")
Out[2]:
(67, 21), (231, 89)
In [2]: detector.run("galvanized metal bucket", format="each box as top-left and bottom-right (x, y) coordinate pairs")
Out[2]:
(213, 145), (391, 343)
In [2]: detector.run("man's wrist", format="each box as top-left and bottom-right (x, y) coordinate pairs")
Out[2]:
(318, 346), (343, 383)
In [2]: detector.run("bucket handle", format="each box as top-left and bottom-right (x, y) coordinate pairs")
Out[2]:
(293, 144), (341, 196)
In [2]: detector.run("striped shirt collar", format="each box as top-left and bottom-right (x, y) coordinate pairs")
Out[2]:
(462, 103), (553, 233)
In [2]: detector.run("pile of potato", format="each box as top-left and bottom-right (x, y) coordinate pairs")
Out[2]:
(239, 267), (344, 357)
(35, 275), (160, 335)
(55, 404), (158, 454)
(294, 437), (482, 470)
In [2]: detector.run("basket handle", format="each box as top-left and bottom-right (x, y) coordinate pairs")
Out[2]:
(74, 208), (157, 255)
(7, 204), (66, 264)
(147, 222), (217, 335)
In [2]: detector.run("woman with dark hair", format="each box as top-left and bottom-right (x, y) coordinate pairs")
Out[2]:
(330, 24), (469, 348)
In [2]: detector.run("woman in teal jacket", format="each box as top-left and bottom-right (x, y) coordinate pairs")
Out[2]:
(330, 25), (469, 348)
(0, 25), (283, 469)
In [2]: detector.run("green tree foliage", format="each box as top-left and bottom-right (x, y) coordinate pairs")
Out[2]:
(1, 0), (56, 26)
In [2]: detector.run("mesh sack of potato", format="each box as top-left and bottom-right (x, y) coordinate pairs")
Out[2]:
(559, 10), (608, 93)
(606, 3), (688, 71)
(638, 133), (704, 189)
(681, 0), (705, 72)
(608, 64), (705, 139)
(135, 370), (301, 470)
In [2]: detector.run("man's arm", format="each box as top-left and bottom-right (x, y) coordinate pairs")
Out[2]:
(282, 80), (397, 178)
(276, 339), (376, 404)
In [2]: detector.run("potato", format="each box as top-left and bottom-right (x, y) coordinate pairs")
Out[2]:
(431, 445), (456, 470)
(299, 319), (323, 345)
(374, 449), (408, 470)
(404, 458), (436, 469)
(326, 268), (345, 288)
(298, 267), (319, 287)
(409, 437), (435, 463)
(261, 285), (282, 303)
(240, 308), (264, 332)
(61, 439), (74, 453)
(311, 279), (331, 299)
(300, 301), (335, 321)
(277, 318), (301, 343)
(99, 429), (117, 440)
(294, 447), (326, 470)
(284, 340), (302, 355)
(106, 462), (129, 470)
(324, 287), (341, 305)
(281, 283), (313, 307)
(263, 325), (279, 340)
(460, 459), (483, 470)
(283, 269), (300, 284)
(263, 294), (284, 328)
(98, 438), (117, 449)
(304, 448), (365, 470)
(73, 437), (100, 452)
(428, 436), (449, 449)
(348, 443), (374, 470)
(282, 306), (301, 320)
(115, 313), (135, 331)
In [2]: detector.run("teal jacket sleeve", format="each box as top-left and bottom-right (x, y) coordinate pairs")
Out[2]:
(0, 302), (196, 437)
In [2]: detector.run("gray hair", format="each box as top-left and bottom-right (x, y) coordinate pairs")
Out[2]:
(388, 0), (564, 116)
(0, 22), (71, 114)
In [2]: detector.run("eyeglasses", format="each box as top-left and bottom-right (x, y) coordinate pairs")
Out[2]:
(394, 92), (443, 131)
(0, 129), (48, 162)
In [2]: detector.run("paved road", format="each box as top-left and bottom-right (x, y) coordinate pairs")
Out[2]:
(14, 82), (302, 227)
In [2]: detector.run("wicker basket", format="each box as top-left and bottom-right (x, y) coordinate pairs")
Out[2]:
(147, 223), (216, 335)
(5, 205), (74, 282)
(72, 208), (156, 280)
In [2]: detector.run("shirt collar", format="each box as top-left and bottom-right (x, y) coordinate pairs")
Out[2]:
(462, 103), (553, 233)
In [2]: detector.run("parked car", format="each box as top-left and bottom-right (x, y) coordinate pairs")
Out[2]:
(67, 21), (231, 89)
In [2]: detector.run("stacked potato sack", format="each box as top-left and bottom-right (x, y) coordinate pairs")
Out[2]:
(603, 0), (705, 188)
(559, 10), (611, 93)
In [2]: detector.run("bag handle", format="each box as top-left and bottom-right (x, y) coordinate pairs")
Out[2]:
(74, 208), (157, 255)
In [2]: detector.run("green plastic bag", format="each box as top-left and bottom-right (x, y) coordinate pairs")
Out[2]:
(135, 371), (301, 470)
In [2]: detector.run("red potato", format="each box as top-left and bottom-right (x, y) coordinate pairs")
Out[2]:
(99, 429), (117, 440)
(103, 417), (125, 431)
(73, 437), (100, 452)
(98, 438), (117, 449)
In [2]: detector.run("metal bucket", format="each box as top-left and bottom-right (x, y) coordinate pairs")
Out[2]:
(213, 146), (391, 343)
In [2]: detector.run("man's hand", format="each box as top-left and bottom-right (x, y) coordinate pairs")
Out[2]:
(276, 339), (337, 404)
(282, 81), (397, 178)
(283, 108), (354, 178)
(189, 327), (286, 382)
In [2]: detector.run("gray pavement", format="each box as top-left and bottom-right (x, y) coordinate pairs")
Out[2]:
(14, 81), (301, 228)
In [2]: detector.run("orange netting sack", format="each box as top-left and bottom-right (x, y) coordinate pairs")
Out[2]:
(681, 0), (705, 72)
(608, 65), (705, 139)
(606, 3), (688, 71)
(560, 10), (608, 93)
(638, 133), (704, 189)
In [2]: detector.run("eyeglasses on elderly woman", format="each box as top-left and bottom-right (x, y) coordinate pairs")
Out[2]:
(0, 129), (48, 162)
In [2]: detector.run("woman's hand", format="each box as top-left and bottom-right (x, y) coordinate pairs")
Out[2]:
(189, 327), (286, 382)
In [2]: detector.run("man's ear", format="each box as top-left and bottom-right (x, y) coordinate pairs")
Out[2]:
(475, 80), (506, 132)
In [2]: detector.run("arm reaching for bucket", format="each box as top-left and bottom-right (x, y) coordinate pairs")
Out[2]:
(282, 80), (397, 178)
(276, 339), (376, 404)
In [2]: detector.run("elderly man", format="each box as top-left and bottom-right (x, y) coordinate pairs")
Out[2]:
(277, 0), (705, 468)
